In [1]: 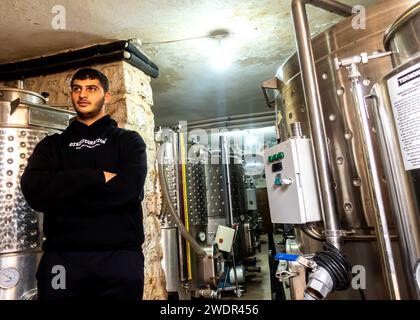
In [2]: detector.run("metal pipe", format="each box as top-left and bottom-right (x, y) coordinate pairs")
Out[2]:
(370, 86), (420, 299)
(301, 225), (398, 242)
(187, 111), (275, 126)
(290, 122), (303, 139)
(275, 99), (281, 142)
(346, 63), (401, 299)
(220, 136), (234, 226)
(189, 121), (277, 131)
(311, 0), (353, 17)
(188, 114), (275, 131)
(291, 0), (351, 249)
(187, 114), (275, 130)
(333, 51), (404, 299)
(188, 115), (276, 129)
(157, 142), (208, 259)
(194, 287), (221, 299)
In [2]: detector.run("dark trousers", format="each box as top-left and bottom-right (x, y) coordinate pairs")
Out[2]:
(36, 250), (144, 300)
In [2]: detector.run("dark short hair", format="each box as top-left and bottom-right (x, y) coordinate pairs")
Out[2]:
(71, 68), (109, 92)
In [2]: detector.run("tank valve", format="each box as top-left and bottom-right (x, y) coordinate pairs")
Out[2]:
(195, 287), (221, 299)
(304, 266), (334, 300)
(275, 243), (351, 300)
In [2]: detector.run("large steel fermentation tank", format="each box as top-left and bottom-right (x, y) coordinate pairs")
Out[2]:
(370, 2), (420, 299)
(187, 158), (247, 241)
(276, 0), (415, 299)
(0, 87), (74, 300)
(158, 129), (250, 297)
(187, 153), (249, 258)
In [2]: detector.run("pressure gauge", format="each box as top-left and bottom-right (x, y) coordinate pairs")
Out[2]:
(0, 267), (20, 289)
(198, 231), (206, 242)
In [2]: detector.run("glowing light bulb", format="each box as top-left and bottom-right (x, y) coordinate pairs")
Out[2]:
(209, 45), (232, 71)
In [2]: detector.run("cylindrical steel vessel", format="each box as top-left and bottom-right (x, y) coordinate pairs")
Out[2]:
(159, 133), (250, 296)
(276, 0), (414, 299)
(158, 130), (189, 293)
(160, 226), (181, 293)
(187, 156), (247, 243)
(370, 1), (420, 299)
(0, 87), (74, 300)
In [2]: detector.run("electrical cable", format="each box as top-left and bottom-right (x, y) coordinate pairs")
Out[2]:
(312, 242), (352, 292)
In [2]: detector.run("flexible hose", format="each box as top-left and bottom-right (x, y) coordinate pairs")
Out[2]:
(157, 143), (207, 259)
(312, 242), (352, 291)
(179, 130), (193, 279)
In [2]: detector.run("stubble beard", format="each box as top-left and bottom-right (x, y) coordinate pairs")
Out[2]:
(73, 96), (105, 120)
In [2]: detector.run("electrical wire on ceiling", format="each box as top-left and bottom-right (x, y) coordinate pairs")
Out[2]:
(142, 29), (233, 47)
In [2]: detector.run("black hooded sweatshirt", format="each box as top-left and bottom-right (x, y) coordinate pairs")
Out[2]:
(20, 115), (147, 252)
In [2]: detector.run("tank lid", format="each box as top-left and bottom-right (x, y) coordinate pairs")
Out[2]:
(0, 87), (47, 103)
(384, 2), (420, 50)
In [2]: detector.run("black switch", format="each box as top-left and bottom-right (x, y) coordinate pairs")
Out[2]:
(272, 162), (283, 172)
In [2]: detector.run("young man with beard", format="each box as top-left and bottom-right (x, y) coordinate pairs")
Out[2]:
(21, 68), (147, 300)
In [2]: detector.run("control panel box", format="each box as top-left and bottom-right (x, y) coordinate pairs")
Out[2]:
(263, 139), (322, 224)
(246, 188), (258, 211)
(215, 225), (236, 252)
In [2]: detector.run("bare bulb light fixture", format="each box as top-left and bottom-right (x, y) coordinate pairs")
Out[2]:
(208, 29), (232, 71)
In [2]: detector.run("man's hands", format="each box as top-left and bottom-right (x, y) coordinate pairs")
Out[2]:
(103, 171), (117, 183)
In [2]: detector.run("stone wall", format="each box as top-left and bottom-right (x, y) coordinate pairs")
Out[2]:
(2, 61), (167, 300)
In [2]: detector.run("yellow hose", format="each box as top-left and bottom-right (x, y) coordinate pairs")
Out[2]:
(180, 131), (192, 280)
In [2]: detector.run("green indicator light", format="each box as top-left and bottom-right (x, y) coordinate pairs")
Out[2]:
(279, 152), (285, 159)
(268, 155), (273, 162)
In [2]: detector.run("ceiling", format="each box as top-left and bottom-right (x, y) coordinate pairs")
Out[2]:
(1, 0), (381, 126)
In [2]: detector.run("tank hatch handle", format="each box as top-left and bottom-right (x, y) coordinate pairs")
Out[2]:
(9, 98), (20, 115)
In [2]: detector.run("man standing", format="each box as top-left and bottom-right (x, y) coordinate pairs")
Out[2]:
(21, 68), (147, 300)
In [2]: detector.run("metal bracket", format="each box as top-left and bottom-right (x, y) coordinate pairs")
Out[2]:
(322, 229), (348, 237)
(335, 51), (392, 70)
(296, 255), (318, 270)
(276, 260), (299, 282)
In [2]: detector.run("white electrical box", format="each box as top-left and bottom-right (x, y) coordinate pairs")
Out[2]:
(246, 188), (258, 211)
(215, 225), (236, 252)
(263, 138), (322, 224)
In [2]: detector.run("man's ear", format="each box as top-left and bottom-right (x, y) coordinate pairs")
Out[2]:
(104, 91), (111, 103)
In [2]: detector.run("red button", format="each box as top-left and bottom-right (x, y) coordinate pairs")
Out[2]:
(219, 238), (224, 243)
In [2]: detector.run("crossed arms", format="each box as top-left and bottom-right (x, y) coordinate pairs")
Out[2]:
(20, 131), (147, 213)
